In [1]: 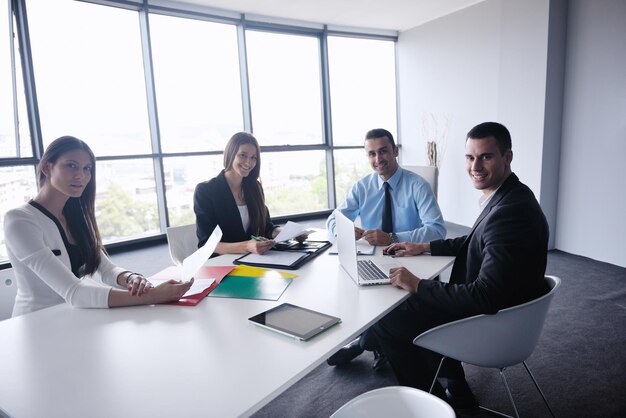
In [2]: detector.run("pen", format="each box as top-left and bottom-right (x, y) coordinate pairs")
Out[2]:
(251, 235), (275, 248)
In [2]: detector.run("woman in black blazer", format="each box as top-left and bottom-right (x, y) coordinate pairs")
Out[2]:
(194, 132), (280, 255)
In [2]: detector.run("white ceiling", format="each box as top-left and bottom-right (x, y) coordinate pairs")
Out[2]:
(162, 0), (485, 32)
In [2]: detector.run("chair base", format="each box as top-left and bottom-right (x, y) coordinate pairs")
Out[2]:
(429, 358), (555, 418)
(479, 405), (515, 417)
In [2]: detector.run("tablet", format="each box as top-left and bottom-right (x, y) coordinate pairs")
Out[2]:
(248, 303), (341, 341)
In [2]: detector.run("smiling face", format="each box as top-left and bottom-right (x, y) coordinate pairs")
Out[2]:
(365, 136), (399, 181)
(44, 149), (94, 198)
(465, 136), (512, 194)
(230, 143), (258, 179)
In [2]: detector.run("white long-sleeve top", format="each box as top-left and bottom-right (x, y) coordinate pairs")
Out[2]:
(4, 203), (126, 317)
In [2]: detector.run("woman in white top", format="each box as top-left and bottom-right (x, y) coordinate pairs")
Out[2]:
(4, 136), (192, 317)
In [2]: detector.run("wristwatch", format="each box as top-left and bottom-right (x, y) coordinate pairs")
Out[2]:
(389, 233), (399, 244)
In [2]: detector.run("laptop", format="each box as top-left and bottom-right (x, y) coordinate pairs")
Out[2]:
(335, 210), (399, 286)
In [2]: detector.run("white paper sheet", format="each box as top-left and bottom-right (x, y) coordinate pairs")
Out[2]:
(273, 221), (312, 242)
(238, 250), (306, 266)
(150, 277), (216, 297)
(181, 225), (223, 281)
(181, 278), (215, 297)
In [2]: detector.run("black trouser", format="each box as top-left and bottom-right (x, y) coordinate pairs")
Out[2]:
(372, 294), (466, 398)
(358, 327), (380, 351)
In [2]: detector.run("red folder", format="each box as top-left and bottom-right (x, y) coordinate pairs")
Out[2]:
(150, 265), (235, 306)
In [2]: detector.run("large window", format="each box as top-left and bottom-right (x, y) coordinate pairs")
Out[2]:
(163, 155), (223, 227)
(246, 30), (324, 146)
(28, 0), (152, 156)
(0, 0), (398, 265)
(327, 36), (397, 204)
(245, 29), (328, 215)
(150, 14), (243, 153)
(262, 150), (328, 216)
(328, 36), (397, 146)
(26, 0), (158, 244)
(0, 2), (29, 158)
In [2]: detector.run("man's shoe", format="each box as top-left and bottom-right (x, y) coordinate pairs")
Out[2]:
(326, 340), (365, 366)
(445, 381), (480, 416)
(371, 350), (388, 370)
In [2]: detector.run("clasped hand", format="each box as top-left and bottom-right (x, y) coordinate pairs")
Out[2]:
(126, 273), (153, 297)
(355, 227), (390, 246)
(247, 236), (275, 254)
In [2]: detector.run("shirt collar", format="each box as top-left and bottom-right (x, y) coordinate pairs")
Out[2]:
(377, 166), (402, 190)
(479, 184), (502, 210)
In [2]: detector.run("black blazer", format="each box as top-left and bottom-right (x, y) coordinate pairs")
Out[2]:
(193, 170), (275, 249)
(418, 173), (549, 319)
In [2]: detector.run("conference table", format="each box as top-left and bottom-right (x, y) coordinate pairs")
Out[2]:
(0, 245), (453, 418)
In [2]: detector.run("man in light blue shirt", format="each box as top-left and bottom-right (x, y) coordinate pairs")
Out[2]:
(326, 129), (446, 245)
(326, 128), (446, 369)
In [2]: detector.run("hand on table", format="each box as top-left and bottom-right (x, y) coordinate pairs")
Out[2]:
(151, 278), (194, 303)
(384, 242), (430, 257)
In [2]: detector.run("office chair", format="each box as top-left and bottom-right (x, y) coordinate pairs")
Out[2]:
(0, 270), (17, 321)
(404, 165), (438, 198)
(165, 223), (198, 266)
(329, 386), (455, 418)
(413, 275), (560, 418)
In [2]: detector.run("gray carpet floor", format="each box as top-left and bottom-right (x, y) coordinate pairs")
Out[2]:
(110, 232), (626, 418)
(250, 250), (626, 418)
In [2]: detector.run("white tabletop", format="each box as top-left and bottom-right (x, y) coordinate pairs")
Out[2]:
(0, 249), (453, 418)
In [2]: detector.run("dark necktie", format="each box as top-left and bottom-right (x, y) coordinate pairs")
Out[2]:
(382, 182), (393, 233)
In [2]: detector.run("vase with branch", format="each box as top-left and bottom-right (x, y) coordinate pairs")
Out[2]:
(422, 113), (450, 168)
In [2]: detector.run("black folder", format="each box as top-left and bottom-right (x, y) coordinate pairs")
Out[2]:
(233, 240), (332, 270)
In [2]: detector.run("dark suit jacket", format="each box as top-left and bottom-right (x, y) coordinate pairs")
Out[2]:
(418, 173), (549, 319)
(193, 170), (275, 249)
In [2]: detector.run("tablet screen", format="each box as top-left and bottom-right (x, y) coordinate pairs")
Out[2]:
(249, 303), (341, 341)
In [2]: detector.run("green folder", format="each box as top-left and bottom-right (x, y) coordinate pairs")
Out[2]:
(208, 275), (292, 301)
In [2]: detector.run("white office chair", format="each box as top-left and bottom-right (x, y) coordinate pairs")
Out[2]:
(0, 270), (17, 321)
(413, 275), (560, 418)
(404, 165), (438, 198)
(329, 386), (455, 418)
(165, 224), (198, 266)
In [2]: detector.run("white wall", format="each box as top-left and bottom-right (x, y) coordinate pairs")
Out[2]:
(556, 0), (626, 267)
(397, 0), (552, 229)
(397, 0), (626, 268)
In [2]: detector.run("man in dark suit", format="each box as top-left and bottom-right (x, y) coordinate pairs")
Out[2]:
(374, 121), (549, 414)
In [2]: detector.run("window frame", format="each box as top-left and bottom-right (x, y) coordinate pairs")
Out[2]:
(0, 0), (398, 269)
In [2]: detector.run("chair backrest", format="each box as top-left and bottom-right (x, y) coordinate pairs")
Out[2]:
(0, 269), (17, 321)
(166, 224), (198, 266)
(404, 165), (438, 198)
(330, 386), (455, 418)
(413, 276), (561, 368)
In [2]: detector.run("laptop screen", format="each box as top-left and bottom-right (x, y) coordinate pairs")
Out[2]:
(335, 210), (360, 280)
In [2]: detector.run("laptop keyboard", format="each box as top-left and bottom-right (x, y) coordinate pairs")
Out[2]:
(357, 260), (388, 281)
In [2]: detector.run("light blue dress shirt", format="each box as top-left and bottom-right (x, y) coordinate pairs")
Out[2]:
(326, 167), (446, 243)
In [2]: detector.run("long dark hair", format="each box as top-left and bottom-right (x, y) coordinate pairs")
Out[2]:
(223, 132), (268, 236)
(37, 136), (103, 275)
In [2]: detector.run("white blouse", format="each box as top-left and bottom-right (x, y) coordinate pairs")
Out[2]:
(4, 203), (126, 317)
(237, 204), (250, 233)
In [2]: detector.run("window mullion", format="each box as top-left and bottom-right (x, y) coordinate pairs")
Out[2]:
(139, 2), (168, 230)
(12, 0), (43, 159)
(320, 26), (336, 209)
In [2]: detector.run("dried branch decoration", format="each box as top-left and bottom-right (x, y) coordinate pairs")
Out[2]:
(421, 113), (450, 168)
